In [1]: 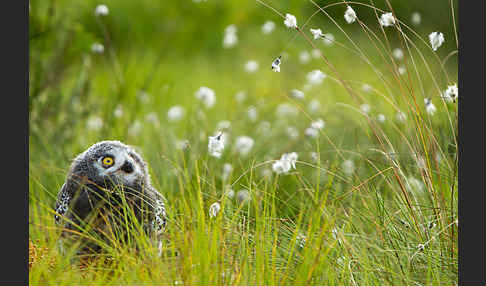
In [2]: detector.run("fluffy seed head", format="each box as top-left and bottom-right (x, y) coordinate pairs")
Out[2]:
(342, 160), (355, 176)
(306, 70), (326, 85)
(262, 21), (276, 34)
(291, 89), (305, 99)
(344, 6), (357, 23)
(429, 32), (444, 51)
(443, 84), (458, 102)
(209, 202), (221, 218)
(95, 4), (109, 16)
(234, 136), (254, 156)
(245, 60), (259, 73)
(411, 12), (421, 25)
(322, 33), (335, 46)
(91, 43), (104, 54)
(195, 86), (216, 108)
(310, 28), (323, 40)
(299, 51), (310, 64)
(208, 133), (225, 158)
(284, 13), (297, 28)
(392, 48), (404, 60)
(379, 12), (396, 27)
(167, 105), (185, 122)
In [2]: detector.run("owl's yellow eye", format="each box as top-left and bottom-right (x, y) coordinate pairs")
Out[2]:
(102, 156), (114, 167)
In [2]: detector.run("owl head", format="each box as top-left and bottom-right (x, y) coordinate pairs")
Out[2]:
(67, 140), (151, 191)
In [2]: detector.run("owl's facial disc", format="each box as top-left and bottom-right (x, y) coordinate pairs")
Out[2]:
(94, 147), (143, 186)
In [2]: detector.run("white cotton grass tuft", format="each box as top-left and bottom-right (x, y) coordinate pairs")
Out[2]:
(175, 139), (190, 150)
(195, 86), (216, 108)
(379, 12), (396, 27)
(310, 28), (323, 40)
(322, 33), (335, 46)
(225, 188), (235, 199)
(208, 133), (225, 158)
(429, 32), (444, 51)
(247, 106), (258, 122)
(208, 202), (221, 218)
(360, 104), (370, 114)
(245, 60), (259, 73)
(217, 120), (231, 130)
(443, 83), (458, 102)
(236, 189), (250, 203)
(425, 98), (437, 115)
(306, 70), (326, 85)
(392, 48), (404, 60)
(305, 127), (319, 138)
(342, 160), (355, 176)
(406, 176), (424, 193)
(128, 120), (142, 137)
(377, 114), (386, 123)
(222, 163), (233, 181)
(305, 118), (325, 138)
(275, 103), (299, 117)
(138, 90), (150, 103)
(145, 112), (160, 127)
(167, 105), (185, 122)
(225, 24), (237, 35)
(114, 105), (123, 118)
(271, 56), (282, 72)
(261, 168), (272, 178)
(272, 159), (290, 175)
(299, 51), (311, 64)
(286, 126), (299, 140)
(411, 12), (421, 26)
(261, 21), (275, 34)
(95, 4), (109, 16)
(91, 43), (104, 54)
(218, 131), (230, 146)
(257, 121), (271, 134)
(398, 66), (406, 75)
(223, 25), (238, 48)
(284, 13), (297, 28)
(311, 118), (325, 130)
(291, 89), (305, 99)
(344, 6), (357, 23)
(362, 84), (372, 93)
(396, 111), (407, 123)
(235, 90), (246, 103)
(416, 156), (426, 170)
(272, 152), (298, 174)
(87, 116), (103, 131)
(308, 99), (321, 112)
(234, 136), (254, 156)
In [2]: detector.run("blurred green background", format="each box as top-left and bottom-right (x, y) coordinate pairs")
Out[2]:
(29, 0), (458, 149)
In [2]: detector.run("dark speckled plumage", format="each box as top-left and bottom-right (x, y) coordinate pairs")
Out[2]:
(54, 140), (167, 254)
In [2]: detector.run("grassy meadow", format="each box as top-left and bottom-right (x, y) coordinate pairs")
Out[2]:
(29, 0), (458, 285)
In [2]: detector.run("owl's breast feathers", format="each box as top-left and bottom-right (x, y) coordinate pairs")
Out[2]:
(54, 178), (166, 237)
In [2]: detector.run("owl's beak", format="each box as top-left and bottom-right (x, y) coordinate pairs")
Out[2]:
(119, 161), (134, 173)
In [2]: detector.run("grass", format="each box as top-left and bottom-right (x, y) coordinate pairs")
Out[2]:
(29, 0), (458, 285)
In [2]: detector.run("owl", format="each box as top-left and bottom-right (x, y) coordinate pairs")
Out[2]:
(54, 140), (167, 255)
